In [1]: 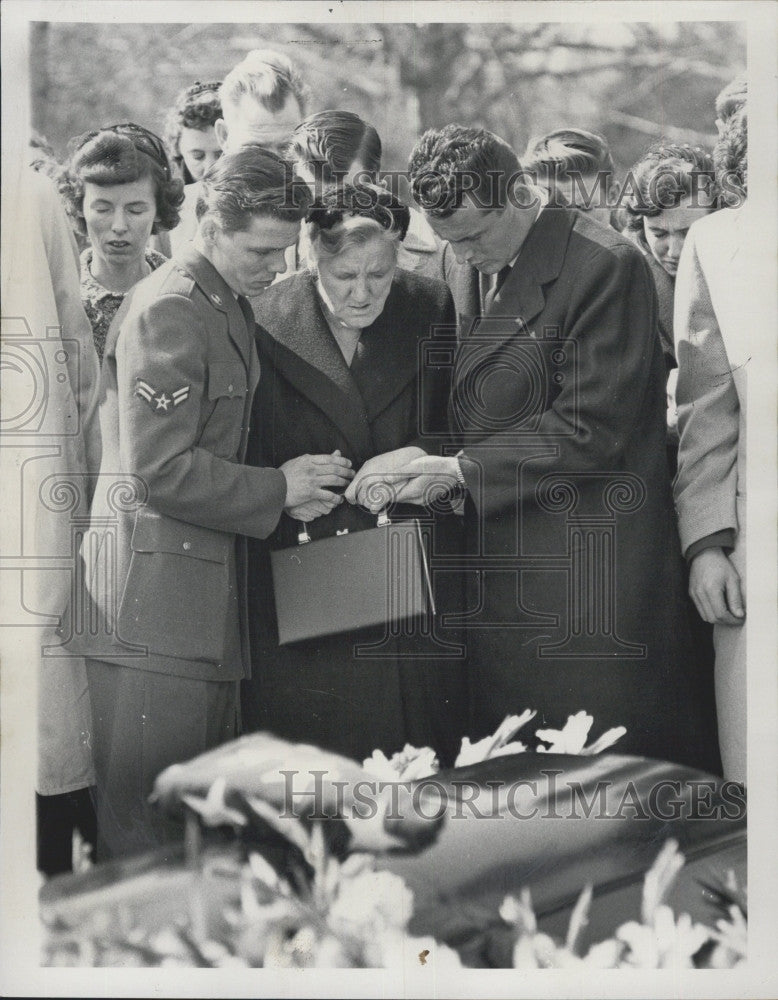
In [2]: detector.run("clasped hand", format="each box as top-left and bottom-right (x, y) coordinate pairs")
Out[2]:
(345, 450), (461, 512)
(281, 450), (354, 522)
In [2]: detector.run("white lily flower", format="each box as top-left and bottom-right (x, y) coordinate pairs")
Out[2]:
(583, 938), (623, 967)
(181, 776), (246, 828)
(579, 726), (627, 755)
(328, 868), (414, 938)
(641, 839), (684, 922)
(712, 903), (748, 958)
(489, 740), (528, 759)
(362, 749), (397, 781)
(248, 851), (282, 891)
(536, 711), (594, 753)
(500, 888), (537, 935)
(455, 710), (536, 767)
(363, 744), (440, 781)
(536, 711), (626, 755)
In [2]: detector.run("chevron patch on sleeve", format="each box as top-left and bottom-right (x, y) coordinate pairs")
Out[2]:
(135, 379), (191, 414)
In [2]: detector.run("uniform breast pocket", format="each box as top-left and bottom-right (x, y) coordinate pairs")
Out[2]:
(118, 509), (232, 663)
(205, 361), (248, 456)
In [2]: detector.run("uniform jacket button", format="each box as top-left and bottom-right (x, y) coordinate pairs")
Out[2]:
(227, 384), (234, 393)
(183, 541), (192, 551)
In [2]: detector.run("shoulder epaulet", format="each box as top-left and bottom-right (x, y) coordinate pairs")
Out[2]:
(158, 263), (197, 299)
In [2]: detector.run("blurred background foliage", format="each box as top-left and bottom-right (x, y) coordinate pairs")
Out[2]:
(30, 19), (745, 179)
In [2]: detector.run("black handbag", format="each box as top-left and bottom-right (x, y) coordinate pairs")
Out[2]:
(270, 511), (435, 646)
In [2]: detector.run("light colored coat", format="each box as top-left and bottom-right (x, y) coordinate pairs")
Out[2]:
(1, 169), (101, 794)
(673, 202), (751, 781)
(673, 204), (749, 556)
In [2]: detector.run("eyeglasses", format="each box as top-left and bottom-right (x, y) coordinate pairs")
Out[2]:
(75, 122), (172, 178)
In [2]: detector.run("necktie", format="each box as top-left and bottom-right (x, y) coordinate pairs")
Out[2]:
(483, 264), (512, 313)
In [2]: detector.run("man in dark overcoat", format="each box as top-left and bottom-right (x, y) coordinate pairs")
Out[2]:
(384, 125), (720, 772)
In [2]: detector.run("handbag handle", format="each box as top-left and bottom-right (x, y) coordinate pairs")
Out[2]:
(296, 508), (391, 546)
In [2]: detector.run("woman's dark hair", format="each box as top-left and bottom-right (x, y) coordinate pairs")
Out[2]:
(622, 142), (717, 246)
(523, 127), (614, 183)
(408, 124), (521, 218)
(59, 123), (184, 234)
(195, 145), (312, 232)
(714, 105), (747, 203)
(165, 81), (222, 184)
(287, 110), (382, 186)
(308, 182), (409, 235)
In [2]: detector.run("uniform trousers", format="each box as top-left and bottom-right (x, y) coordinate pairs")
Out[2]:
(85, 658), (237, 860)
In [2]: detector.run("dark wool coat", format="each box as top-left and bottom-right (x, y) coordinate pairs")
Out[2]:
(442, 206), (720, 773)
(243, 267), (468, 764)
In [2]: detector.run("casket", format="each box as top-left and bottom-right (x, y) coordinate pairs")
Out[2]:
(40, 736), (746, 968)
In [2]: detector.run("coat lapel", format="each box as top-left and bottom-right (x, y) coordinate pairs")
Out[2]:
(452, 207), (577, 390)
(349, 277), (422, 423)
(253, 272), (374, 459)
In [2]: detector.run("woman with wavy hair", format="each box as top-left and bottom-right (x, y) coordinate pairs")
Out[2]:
(60, 123), (184, 363)
(622, 142), (718, 462)
(622, 143), (717, 376)
(164, 82), (223, 255)
(165, 80), (223, 185)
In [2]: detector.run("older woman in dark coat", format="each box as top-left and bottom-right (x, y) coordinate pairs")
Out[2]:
(243, 185), (467, 764)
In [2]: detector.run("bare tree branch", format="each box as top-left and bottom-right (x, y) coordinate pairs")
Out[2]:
(609, 110), (716, 146)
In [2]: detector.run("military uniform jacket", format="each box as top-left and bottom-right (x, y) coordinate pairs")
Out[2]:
(65, 246), (286, 681)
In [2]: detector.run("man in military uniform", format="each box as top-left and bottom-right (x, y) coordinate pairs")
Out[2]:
(73, 147), (353, 858)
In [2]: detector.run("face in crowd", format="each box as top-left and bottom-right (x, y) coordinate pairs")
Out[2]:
(178, 125), (222, 182)
(216, 92), (304, 157)
(65, 124), (181, 283)
(426, 191), (533, 276)
(642, 194), (713, 277)
(316, 232), (396, 329)
(82, 176), (158, 273)
(204, 215), (301, 297)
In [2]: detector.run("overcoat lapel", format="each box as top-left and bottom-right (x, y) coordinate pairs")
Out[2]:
(253, 272), (374, 459)
(451, 207), (578, 391)
(349, 281), (422, 423)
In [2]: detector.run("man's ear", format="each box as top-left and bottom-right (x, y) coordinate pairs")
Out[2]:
(214, 118), (229, 151)
(199, 216), (219, 246)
